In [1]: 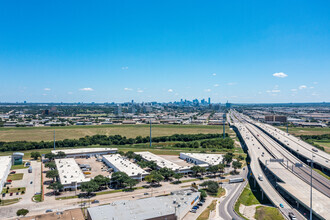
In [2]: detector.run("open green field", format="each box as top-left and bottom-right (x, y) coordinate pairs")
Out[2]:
(0, 124), (232, 142)
(7, 173), (24, 181)
(277, 126), (330, 136)
(0, 198), (21, 206)
(314, 141), (330, 153)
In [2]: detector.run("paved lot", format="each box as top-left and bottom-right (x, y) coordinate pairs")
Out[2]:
(75, 157), (110, 178)
(159, 154), (193, 167)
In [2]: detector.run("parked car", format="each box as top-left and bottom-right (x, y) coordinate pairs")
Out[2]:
(144, 193), (149, 195)
(10, 171), (16, 174)
(279, 203), (284, 208)
(45, 209), (53, 213)
(92, 200), (99, 204)
(289, 212), (297, 220)
(190, 209), (197, 213)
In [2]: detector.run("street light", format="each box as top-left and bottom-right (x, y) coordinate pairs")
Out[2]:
(307, 157), (313, 220)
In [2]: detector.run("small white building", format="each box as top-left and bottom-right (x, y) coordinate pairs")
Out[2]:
(102, 154), (148, 180)
(52, 148), (117, 158)
(0, 156), (12, 193)
(55, 158), (90, 190)
(180, 153), (223, 166)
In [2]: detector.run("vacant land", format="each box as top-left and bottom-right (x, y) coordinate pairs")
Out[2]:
(277, 126), (330, 136)
(314, 141), (330, 153)
(255, 206), (284, 220)
(197, 200), (217, 220)
(0, 124), (232, 142)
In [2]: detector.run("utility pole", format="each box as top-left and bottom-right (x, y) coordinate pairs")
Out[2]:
(53, 128), (56, 150)
(307, 157), (313, 220)
(149, 119), (152, 147)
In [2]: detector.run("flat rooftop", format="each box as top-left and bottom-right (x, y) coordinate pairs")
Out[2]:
(0, 156), (11, 182)
(52, 148), (117, 155)
(180, 153), (223, 165)
(102, 154), (148, 177)
(55, 158), (90, 185)
(135, 151), (182, 170)
(87, 189), (200, 220)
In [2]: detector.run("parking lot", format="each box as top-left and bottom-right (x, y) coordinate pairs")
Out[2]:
(75, 157), (110, 178)
(158, 155), (193, 167)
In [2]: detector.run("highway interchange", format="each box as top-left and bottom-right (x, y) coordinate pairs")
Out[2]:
(229, 110), (330, 220)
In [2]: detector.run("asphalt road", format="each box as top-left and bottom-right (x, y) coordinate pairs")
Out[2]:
(218, 167), (248, 220)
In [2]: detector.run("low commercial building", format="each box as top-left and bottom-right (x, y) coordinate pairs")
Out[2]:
(12, 152), (24, 165)
(102, 154), (148, 180)
(0, 156), (12, 193)
(52, 148), (117, 158)
(180, 153), (223, 166)
(135, 151), (192, 174)
(87, 189), (200, 220)
(55, 158), (90, 190)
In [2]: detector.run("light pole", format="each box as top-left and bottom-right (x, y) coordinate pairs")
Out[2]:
(307, 157), (313, 220)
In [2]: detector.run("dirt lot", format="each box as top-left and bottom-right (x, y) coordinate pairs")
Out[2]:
(75, 157), (110, 178)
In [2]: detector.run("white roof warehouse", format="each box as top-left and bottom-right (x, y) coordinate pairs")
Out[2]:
(0, 156), (12, 193)
(102, 154), (148, 180)
(55, 158), (90, 189)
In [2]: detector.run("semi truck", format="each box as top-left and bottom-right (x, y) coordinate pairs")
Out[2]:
(229, 177), (244, 183)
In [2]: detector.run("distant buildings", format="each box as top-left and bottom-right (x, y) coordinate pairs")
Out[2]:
(265, 115), (287, 123)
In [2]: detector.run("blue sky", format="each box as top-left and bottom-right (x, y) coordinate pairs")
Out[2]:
(0, 0), (329, 103)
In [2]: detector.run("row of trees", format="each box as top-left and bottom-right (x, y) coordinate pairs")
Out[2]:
(173, 138), (235, 149)
(0, 133), (228, 152)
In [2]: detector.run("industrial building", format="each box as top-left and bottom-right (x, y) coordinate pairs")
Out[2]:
(135, 151), (192, 174)
(102, 154), (149, 180)
(0, 156), (12, 194)
(180, 153), (223, 166)
(55, 158), (90, 190)
(265, 115), (287, 123)
(87, 189), (200, 220)
(51, 148), (117, 158)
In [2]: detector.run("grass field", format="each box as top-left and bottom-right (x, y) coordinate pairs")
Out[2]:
(0, 198), (21, 206)
(10, 164), (28, 170)
(255, 206), (284, 220)
(0, 124), (232, 142)
(277, 126), (330, 136)
(7, 173), (24, 181)
(314, 141), (330, 153)
(2, 187), (26, 194)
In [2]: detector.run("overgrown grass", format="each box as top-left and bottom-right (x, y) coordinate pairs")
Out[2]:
(2, 187), (26, 194)
(11, 164), (28, 170)
(33, 194), (42, 202)
(216, 187), (226, 197)
(0, 198), (21, 206)
(197, 200), (217, 220)
(313, 168), (330, 180)
(255, 206), (284, 220)
(7, 173), (24, 181)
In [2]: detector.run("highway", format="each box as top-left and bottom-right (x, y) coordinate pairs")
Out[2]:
(218, 167), (248, 220)
(230, 111), (330, 220)
(244, 122), (330, 198)
(256, 122), (330, 170)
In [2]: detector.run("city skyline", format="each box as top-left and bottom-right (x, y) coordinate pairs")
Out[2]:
(1, 1), (330, 103)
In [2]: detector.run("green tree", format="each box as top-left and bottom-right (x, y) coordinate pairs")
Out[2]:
(198, 189), (207, 200)
(45, 153), (56, 161)
(46, 170), (59, 181)
(45, 162), (56, 170)
(31, 152), (41, 160)
(224, 153), (233, 165)
(48, 182), (63, 195)
(218, 163), (225, 177)
(173, 173), (183, 182)
(126, 178), (138, 189)
(191, 166), (201, 176)
(232, 161), (242, 173)
(111, 172), (129, 188)
(16, 209), (29, 216)
(158, 167), (175, 181)
(208, 165), (219, 177)
(125, 151), (135, 159)
(56, 151), (66, 158)
(80, 180), (99, 195)
(93, 175), (110, 188)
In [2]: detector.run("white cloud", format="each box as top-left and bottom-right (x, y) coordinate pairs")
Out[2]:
(309, 86), (314, 89)
(137, 89), (143, 93)
(44, 88), (51, 91)
(121, 66), (128, 70)
(124, 88), (133, 91)
(42, 93), (47, 96)
(79, 88), (94, 91)
(68, 92), (73, 95)
(299, 85), (307, 90)
(227, 82), (237, 86)
(214, 84), (219, 87)
(266, 90), (281, 93)
(212, 73), (216, 76)
(205, 89), (211, 92)
(291, 89), (297, 92)
(168, 89), (173, 92)
(273, 72), (288, 78)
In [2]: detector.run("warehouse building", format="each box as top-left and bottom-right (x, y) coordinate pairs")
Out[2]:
(102, 154), (149, 180)
(55, 158), (90, 190)
(180, 153), (223, 166)
(52, 148), (117, 158)
(0, 156), (12, 193)
(135, 151), (192, 174)
(87, 189), (200, 220)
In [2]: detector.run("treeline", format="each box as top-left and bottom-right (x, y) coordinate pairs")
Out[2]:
(300, 134), (329, 152)
(173, 137), (234, 149)
(0, 133), (228, 152)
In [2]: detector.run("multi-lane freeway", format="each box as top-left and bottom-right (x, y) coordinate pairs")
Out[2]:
(229, 111), (330, 220)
